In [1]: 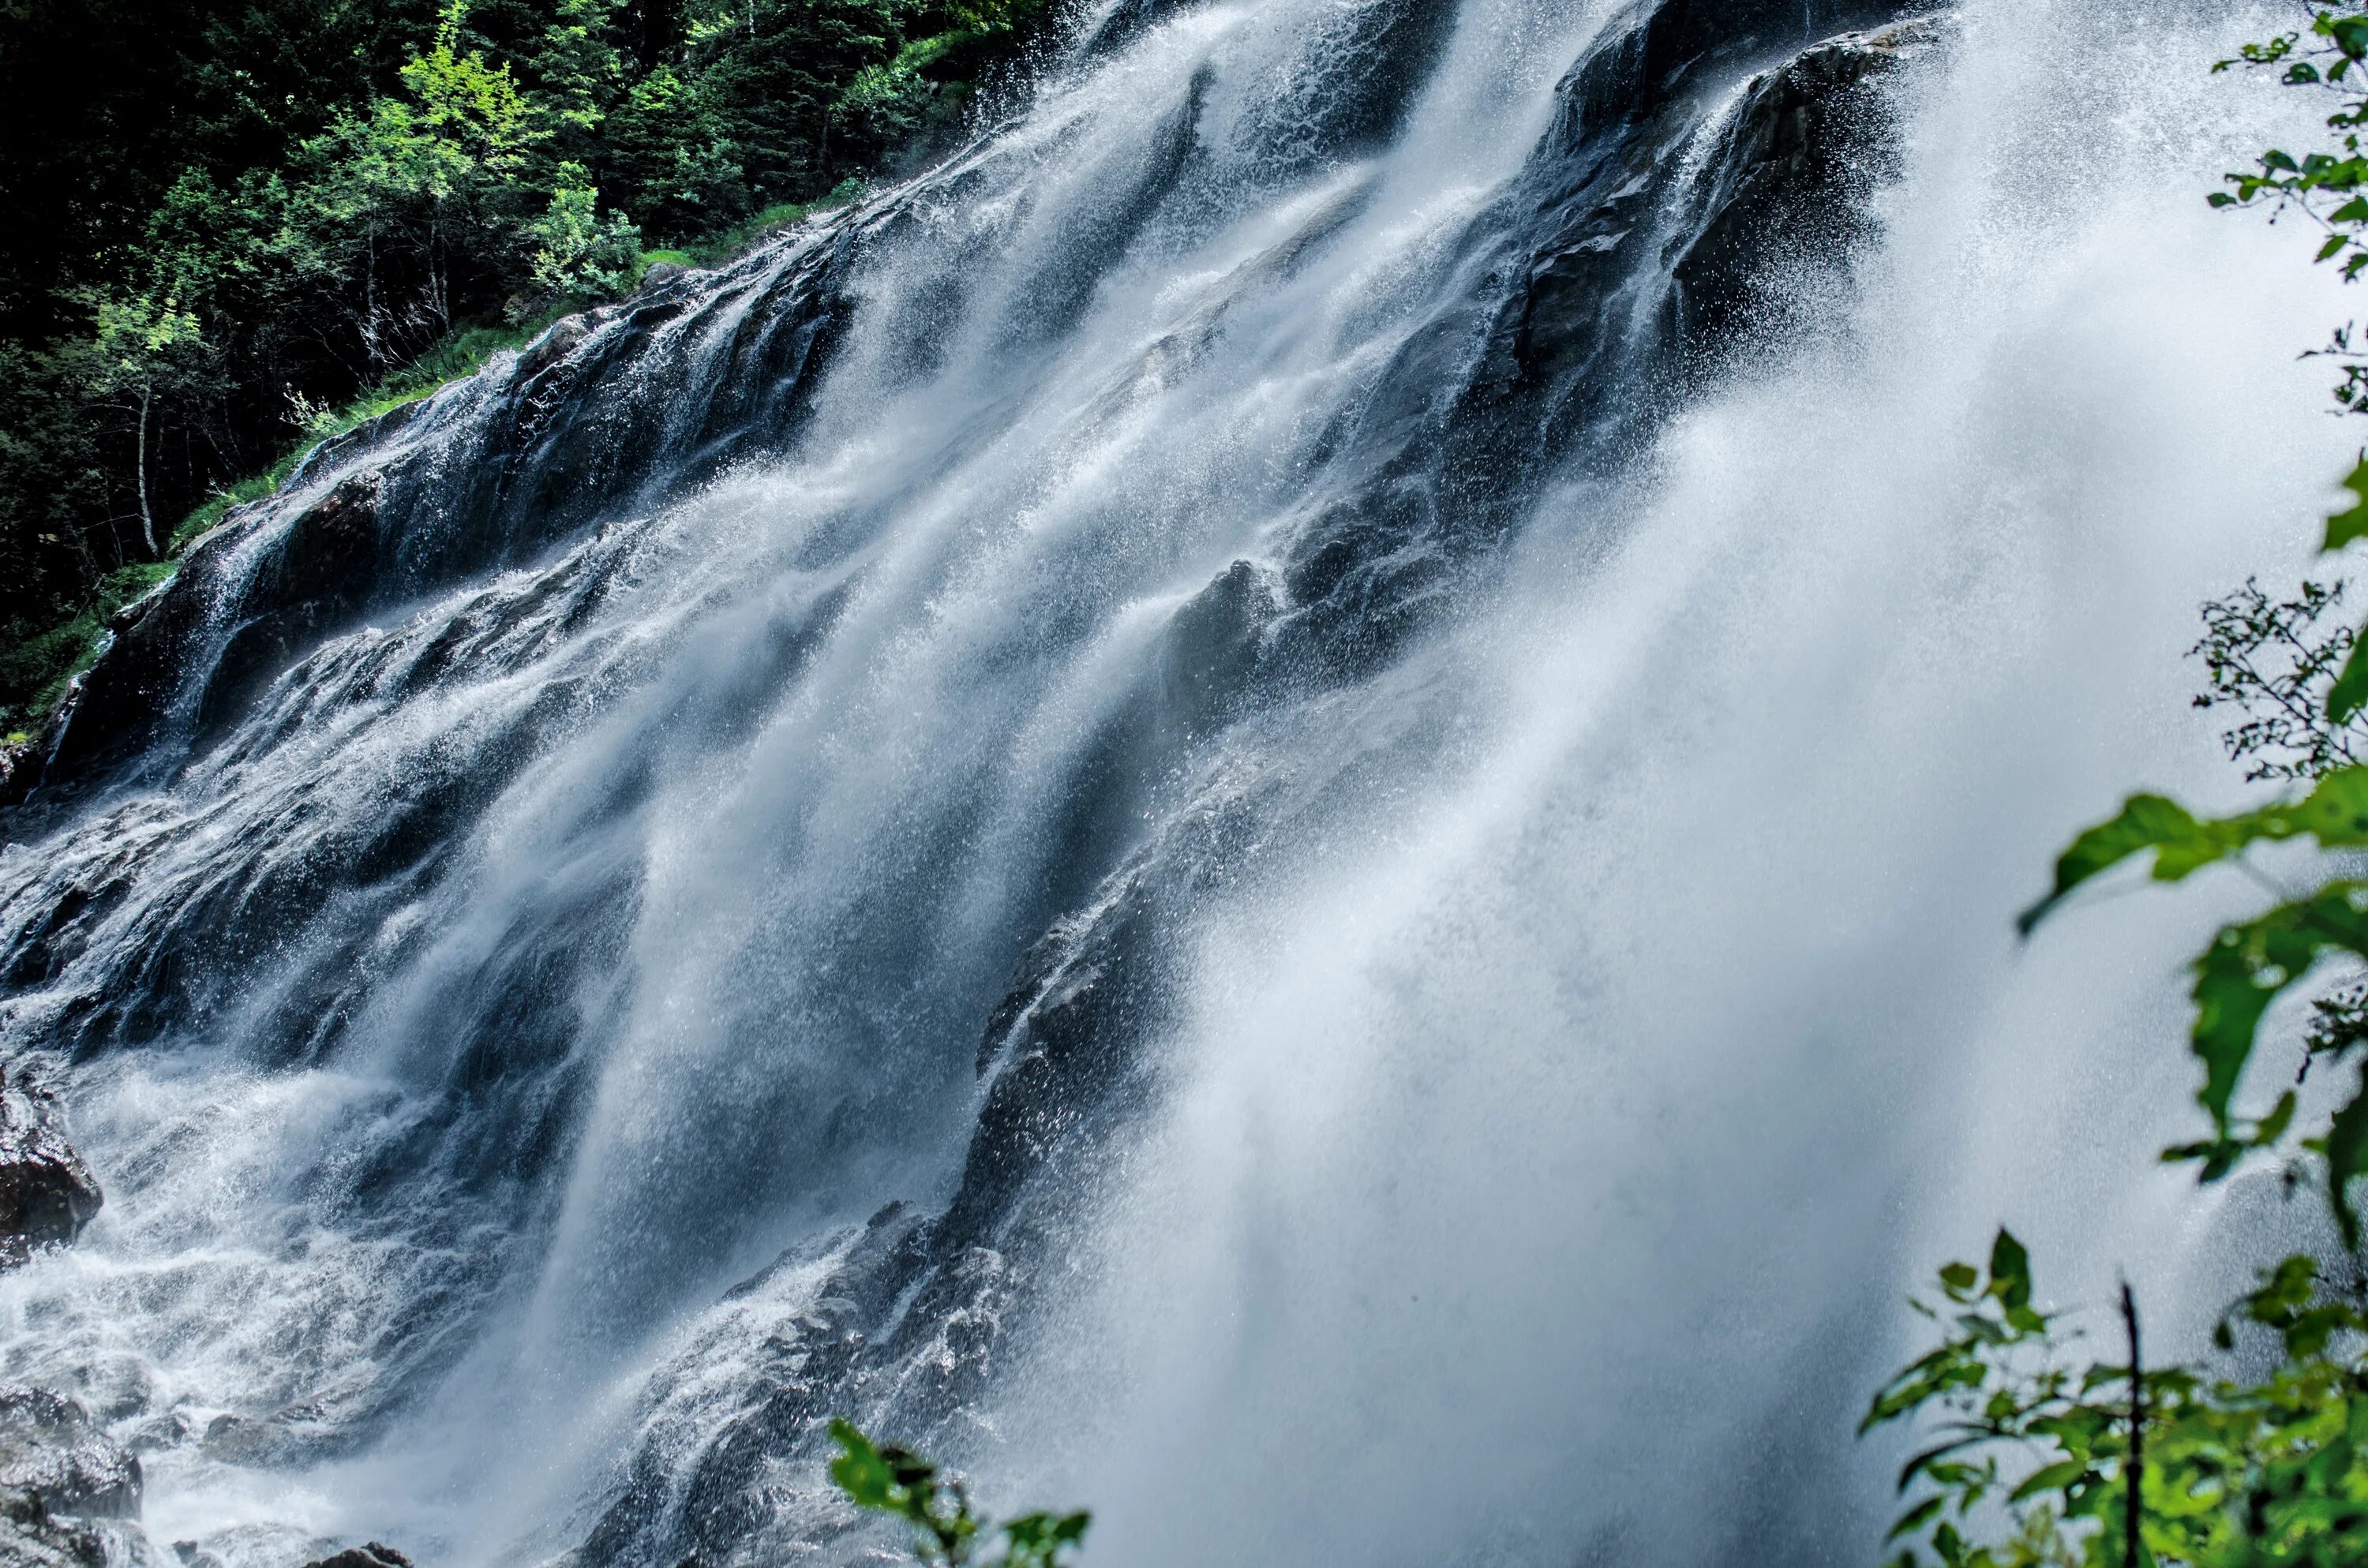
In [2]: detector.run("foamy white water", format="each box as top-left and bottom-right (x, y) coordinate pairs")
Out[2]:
(0, 2), (2352, 1565)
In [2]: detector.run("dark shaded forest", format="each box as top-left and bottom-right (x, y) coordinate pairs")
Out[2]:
(0, 0), (1049, 729)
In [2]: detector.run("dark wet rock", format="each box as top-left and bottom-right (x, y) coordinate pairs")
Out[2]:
(0, 1387), (141, 1518)
(639, 260), (687, 292)
(194, 1404), (349, 1469)
(0, 1072), (102, 1267)
(1475, 0), (1945, 422)
(298, 1543), (414, 1568)
(1160, 559), (1282, 740)
(0, 1486), (106, 1568)
(1251, 0), (1946, 694)
(1666, 17), (1943, 350)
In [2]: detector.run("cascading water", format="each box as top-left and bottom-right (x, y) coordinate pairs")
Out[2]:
(0, 0), (2354, 1563)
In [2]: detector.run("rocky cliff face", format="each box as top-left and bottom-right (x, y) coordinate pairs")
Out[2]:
(0, 2), (1944, 1562)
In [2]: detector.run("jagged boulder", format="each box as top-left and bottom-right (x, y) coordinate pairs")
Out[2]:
(0, 1387), (141, 1519)
(0, 1072), (102, 1267)
(299, 1544), (414, 1568)
(0, 1485), (105, 1568)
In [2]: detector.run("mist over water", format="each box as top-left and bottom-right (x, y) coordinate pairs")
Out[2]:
(0, 1), (2356, 1564)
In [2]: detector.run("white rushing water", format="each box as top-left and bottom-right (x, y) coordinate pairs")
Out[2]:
(0, 1), (2357, 1565)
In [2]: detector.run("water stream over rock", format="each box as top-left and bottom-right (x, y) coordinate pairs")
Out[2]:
(0, 2), (2351, 1563)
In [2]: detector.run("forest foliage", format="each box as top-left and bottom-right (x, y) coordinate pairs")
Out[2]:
(0, 0), (1055, 732)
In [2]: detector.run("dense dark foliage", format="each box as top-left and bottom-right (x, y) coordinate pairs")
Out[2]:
(0, 0), (1051, 730)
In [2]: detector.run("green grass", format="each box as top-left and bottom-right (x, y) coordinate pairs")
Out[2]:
(669, 184), (867, 266)
(0, 562), (177, 730)
(167, 304), (584, 558)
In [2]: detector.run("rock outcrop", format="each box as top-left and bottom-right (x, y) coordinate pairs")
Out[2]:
(0, 1486), (105, 1568)
(0, 1072), (101, 1268)
(299, 1543), (415, 1568)
(0, 1387), (141, 1519)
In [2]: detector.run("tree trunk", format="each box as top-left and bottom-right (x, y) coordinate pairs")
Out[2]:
(2122, 1281), (2144, 1568)
(137, 383), (157, 556)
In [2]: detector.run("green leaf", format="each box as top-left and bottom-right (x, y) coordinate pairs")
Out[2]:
(2243, 766), (2368, 846)
(2329, 454), (2368, 552)
(1001, 1511), (1092, 1568)
(2324, 1064), (2368, 1248)
(1887, 1495), (1946, 1542)
(830, 1418), (899, 1512)
(1898, 1439), (1982, 1491)
(2009, 1457), (2087, 1503)
(1988, 1229), (2032, 1312)
(2328, 630), (2368, 724)
(2023, 772), (2368, 935)
(2188, 884), (2368, 1139)
(2254, 1089), (2299, 1147)
(1939, 1261), (1978, 1296)
(2019, 795), (2208, 934)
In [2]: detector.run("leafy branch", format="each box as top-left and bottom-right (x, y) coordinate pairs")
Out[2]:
(829, 1420), (1090, 1568)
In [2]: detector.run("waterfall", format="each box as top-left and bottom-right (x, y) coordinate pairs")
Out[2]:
(0, 1), (2350, 1564)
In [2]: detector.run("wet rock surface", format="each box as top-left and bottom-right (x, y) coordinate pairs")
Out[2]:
(0, 1072), (101, 1267)
(0, 1387), (141, 1518)
(298, 1544), (415, 1568)
(0, 1486), (106, 1568)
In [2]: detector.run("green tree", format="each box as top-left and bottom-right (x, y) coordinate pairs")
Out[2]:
(81, 286), (208, 556)
(526, 162), (643, 297)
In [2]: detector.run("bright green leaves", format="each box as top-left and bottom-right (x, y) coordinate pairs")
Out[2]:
(2213, 13), (2368, 279)
(2327, 455), (2368, 553)
(1864, 1241), (2118, 1567)
(1875, 1244), (2368, 1567)
(2325, 10), (2368, 63)
(1868, 1240), (2368, 1568)
(829, 1419), (1089, 1568)
(2016, 769), (2368, 935)
(2017, 795), (2207, 936)
(2180, 883), (2368, 1203)
(997, 1512), (1092, 1568)
(1864, 1231), (2051, 1443)
(526, 164), (642, 296)
(830, 1418), (981, 1565)
(830, 1418), (909, 1512)
(2021, 769), (2368, 1226)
